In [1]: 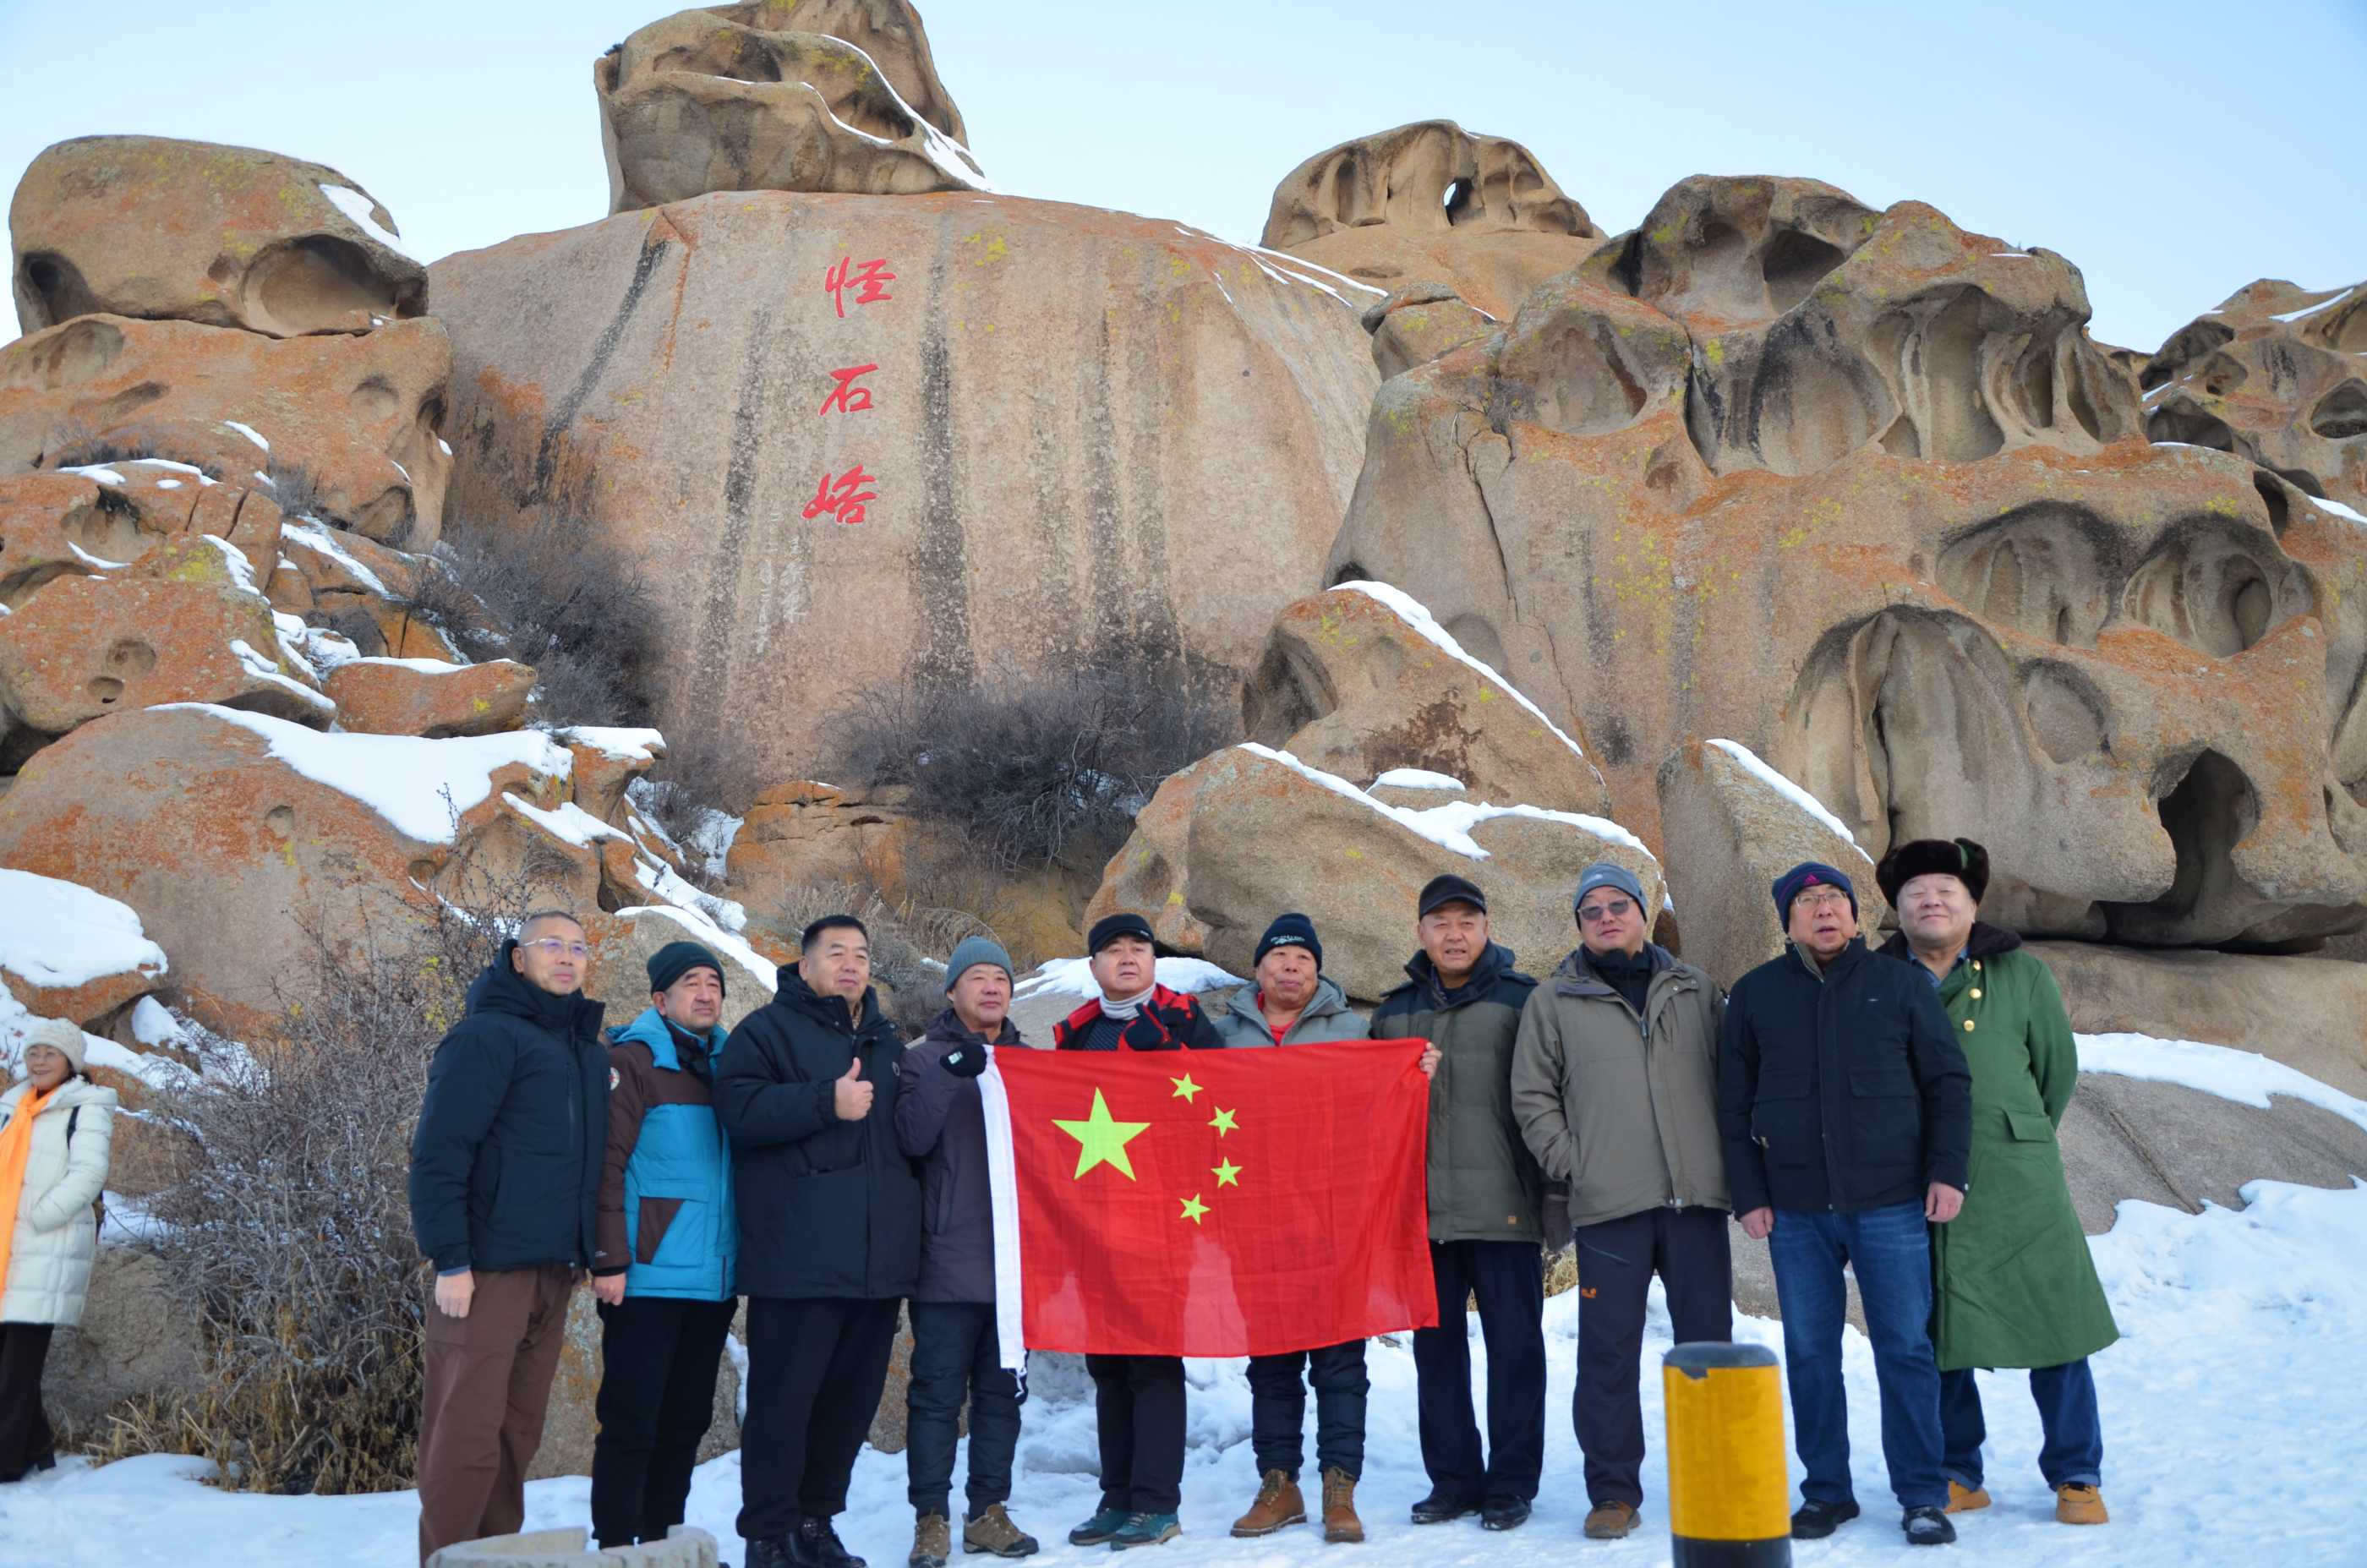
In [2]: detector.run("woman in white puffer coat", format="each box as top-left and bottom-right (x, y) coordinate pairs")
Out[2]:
(0, 1014), (117, 1483)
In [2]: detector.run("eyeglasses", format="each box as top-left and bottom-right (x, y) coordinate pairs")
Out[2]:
(522, 938), (591, 959)
(1576, 897), (1635, 924)
(1792, 888), (1853, 911)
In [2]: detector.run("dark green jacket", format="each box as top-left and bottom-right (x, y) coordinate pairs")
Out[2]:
(1883, 926), (2119, 1371)
(1372, 943), (1543, 1245)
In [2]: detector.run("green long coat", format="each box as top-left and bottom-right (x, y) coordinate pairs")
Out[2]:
(1887, 927), (2118, 1372)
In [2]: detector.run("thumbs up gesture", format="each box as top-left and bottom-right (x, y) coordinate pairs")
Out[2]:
(833, 1055), (875, 1122)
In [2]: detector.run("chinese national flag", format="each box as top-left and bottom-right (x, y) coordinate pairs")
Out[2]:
(979, 1041), (1437, 1363)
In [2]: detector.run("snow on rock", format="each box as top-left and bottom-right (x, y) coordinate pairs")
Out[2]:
(1015, 956), (1244, 1002)
(1372, 768), (1465, 790)
(282, 520), (391, 597)
(617, 904), (776, 994)
(130, 996), (185, 1049)
(169, 704), (571, 844)
(2310, 494), (2367, 527)
(1241, 744), (1652, 863)
(221, 419), (270, 451)
(0, 869), (168, 993)
(2077, 1032), (2367, 1135)
(319, 183), (416, 260)
(1706, 737), (1868, 856)
(559, 726), (669, 761)
(1334, 582), (1591, 762)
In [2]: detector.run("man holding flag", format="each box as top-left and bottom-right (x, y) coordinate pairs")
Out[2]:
(979, 912), (1435, 1553)
(1052, 912), (1227, 1551)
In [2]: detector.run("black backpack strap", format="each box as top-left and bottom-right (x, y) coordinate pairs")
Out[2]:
(66, 1105), (79, 1145)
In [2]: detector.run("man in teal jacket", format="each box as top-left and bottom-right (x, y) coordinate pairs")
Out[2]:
(589, 941), (739, 1553)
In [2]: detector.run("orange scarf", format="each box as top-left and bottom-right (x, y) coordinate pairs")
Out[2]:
(0, 1084), (57, 1299)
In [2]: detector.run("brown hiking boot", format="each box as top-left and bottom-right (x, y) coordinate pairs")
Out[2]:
(2055, 1484), (2108, 1525)
(1230, 1469), (1308, 1537)
(1583, 1501), (1640, 1539)
(910, 1512), (952, 1568)
(1320, 1467), (1364, 1544)
(1945, 1481), (1992, 1514)
(963, 1503), (1040, 1558)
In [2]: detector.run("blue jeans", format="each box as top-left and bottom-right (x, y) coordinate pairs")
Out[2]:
(1940, 1361), (2102, 1490)
(1767, 1200), (1947, 1511)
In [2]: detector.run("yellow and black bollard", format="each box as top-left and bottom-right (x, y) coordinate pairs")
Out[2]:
(1663, 1341), (1791, 1565)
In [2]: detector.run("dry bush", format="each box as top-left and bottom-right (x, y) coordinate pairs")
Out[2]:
(126, 870), (535, 1494)
(403, 514), (666, 728)
(637, 729), (773, 868)
(828, 653), (1240, 878)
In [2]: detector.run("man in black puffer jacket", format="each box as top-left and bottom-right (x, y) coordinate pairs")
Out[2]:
(408, 910), (609, 1565)
(718, 914), (922, 1568)
(1719, 862), (1971, 1550)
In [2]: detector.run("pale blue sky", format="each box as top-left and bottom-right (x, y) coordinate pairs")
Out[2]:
(3, 0), (2362, 351)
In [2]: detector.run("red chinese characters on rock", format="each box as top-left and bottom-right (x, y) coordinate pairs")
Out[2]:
(810, 256), (895, 526)
(802, 465), (878, 526)
(823, 256), (895, 319)
(820, 363), (877, 415)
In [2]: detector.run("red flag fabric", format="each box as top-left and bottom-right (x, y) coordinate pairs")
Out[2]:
(981, 1040), (1436, 1359)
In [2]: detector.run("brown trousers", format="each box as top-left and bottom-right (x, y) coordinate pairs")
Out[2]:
(417, 1264), (577, 1564)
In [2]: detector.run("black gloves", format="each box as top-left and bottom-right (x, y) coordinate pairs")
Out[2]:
(942, 1045), (989, 1079)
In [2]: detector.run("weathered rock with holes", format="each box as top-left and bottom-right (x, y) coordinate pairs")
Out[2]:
(1088, 743), (1661, 1003)
(0, 467), (286, 609)
(430, 188), (1377, 778)
(1263, 121), (1606, 320)
(0, 313), (452, 549)
(0, 548), (328, 734)
(1241, 583), (1610, 817)
(9, 135), (426, 340)
(1326, 174), (2367, 949)
(1654, 737), (1892, 989)
(324, 657), (535, 738)
(596, 3), (981, 213)
(2142, 277), (2367, 512)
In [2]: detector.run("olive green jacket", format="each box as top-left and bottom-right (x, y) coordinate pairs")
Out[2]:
(1371, 943), (1544, 1245)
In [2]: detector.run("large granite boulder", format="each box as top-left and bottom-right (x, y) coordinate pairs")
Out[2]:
(1262, 121), (1606, 320)
(596, 3), (981, 212)
(10, 135), (425, 339)
(1654, 736), (1892, 988)
(0, 314), (454, 549)
(1087, 742), (1660, 1002)
(1325, 175), (2367, 949)
(430, 189), (1379, 777)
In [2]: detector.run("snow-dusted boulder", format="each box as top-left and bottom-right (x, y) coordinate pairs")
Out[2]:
(1089, 742), (1661, 1002)
(1654, 736), (1892, 988)
(1243, 582), (1611, 819)
(323, 656), (535, 738)
(0, 868), (167, 1029)
(10, 134), (425, 340)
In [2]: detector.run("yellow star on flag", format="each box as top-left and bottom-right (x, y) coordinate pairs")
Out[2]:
(1212, 1157), (1242, 1188)
(1054, 1089), (1150, 1180)
(1169, 1072), (1202, 1103)
(1209, 1106), (1238, 1137)
(1178, 1192), (1210, 1224)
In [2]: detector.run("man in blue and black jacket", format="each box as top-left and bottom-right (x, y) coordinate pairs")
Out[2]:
(1719, 861), (1971, 1549)
(588, 940), (738, 1554)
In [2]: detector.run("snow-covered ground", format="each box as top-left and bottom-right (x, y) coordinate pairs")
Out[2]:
(8, 1172), (2364, 1565)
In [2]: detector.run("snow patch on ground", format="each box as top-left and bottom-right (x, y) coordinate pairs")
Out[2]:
(1706, 737), (1868, 856)
(1014, 956), (1244, 1002)
(2076, 1032), (2367, 1134)
(10, 1177), (2367, 1565)
(167, 704), (571, 844)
